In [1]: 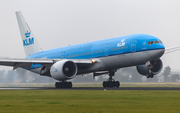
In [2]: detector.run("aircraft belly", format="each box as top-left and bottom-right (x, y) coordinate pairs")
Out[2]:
(97, 49), (164, 70)
(100, 55), (128, 69)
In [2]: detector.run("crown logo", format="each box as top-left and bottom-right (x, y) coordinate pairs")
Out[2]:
(117, 39), (125, 47)
(25, 31), (31, 38)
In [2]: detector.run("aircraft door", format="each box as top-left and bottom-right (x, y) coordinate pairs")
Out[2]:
(105, 45), (109, 56)
(142, 41), (147, 50)
(60, 52), (65, 59)
(131, 41), (137, 52)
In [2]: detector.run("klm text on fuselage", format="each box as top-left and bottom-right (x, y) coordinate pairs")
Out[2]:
(23, 31), (34, 46)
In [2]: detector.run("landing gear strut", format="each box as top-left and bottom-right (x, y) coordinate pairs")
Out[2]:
(103, 71), (120, 88)
(55, 81), (72, 88)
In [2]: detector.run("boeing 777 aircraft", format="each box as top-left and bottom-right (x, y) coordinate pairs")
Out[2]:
(0, 11), (179, 88)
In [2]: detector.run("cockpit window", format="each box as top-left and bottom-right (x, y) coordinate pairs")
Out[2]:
(148, 40), (162, 45)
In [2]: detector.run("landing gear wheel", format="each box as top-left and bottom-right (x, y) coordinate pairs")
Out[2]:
(150, 75), (154, 78)
(67, 82), (72, 88)
(55, 82), (72, 88)
(55, 82), (58, 88)
(146, 74), (154, 78)
(69, 82), (72, 88)
(112, 81), (116, 88)
(103, 81), (107, 88)
(115, 81), (120, 88)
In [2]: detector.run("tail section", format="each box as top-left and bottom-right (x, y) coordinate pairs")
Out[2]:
(16, 11), (42, 57)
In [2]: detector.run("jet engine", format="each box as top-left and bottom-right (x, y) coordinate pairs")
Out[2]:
(50, 60), (78, 81)
(136, 59), (163, 78)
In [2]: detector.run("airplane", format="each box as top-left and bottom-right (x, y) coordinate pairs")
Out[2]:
(0, 11), (179, 88)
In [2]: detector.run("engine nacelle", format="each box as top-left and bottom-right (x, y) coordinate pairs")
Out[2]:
(136, 59), (163, 77)
(50, 60), (78, 81)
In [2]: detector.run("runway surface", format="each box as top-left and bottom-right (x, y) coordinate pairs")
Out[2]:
(0, 87), (180, 90)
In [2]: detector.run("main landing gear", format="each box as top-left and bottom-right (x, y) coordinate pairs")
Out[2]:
(55, 81), (72, 88)
(103, 71), (120, 88)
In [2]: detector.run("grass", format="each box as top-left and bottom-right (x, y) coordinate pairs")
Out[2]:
(0, 90), (180, 113)
(73, 83), (180, 87)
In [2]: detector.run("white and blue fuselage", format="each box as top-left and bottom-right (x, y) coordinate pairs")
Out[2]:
(26, 34), (165, 75)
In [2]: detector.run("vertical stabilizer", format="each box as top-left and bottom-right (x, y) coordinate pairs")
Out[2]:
(16, 11), (42, 57)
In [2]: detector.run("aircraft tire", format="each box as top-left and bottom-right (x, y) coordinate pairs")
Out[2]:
(113, 81), (116, 88)
(103, 81), (107, 88)
(116, 81), (120, 88)
(68, 82), (72, 88)
(109, 82), (111, 88)
(55, 82), (59, 88)
(151, 75), (154, 78)
(64, 82), (68, 88)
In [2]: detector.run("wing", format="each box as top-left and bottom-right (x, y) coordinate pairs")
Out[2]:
(0, 58), (94, 70)
(165, 45), (180, 54)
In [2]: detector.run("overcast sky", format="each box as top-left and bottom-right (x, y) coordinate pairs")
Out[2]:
(0, 0), (180, 70)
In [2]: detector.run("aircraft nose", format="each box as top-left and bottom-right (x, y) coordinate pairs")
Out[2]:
(156, 42), (165, 56)
(159, 48), (165, 56)
(150, 48), (165, 61)
(160, 44), (165, 56)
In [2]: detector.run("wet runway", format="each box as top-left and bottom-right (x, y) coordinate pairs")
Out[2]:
(0, 87), (180, 90)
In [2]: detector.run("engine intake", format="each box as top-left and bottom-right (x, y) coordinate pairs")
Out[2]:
(50, 60), (77, 81)
(63, 61), (77, 77)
